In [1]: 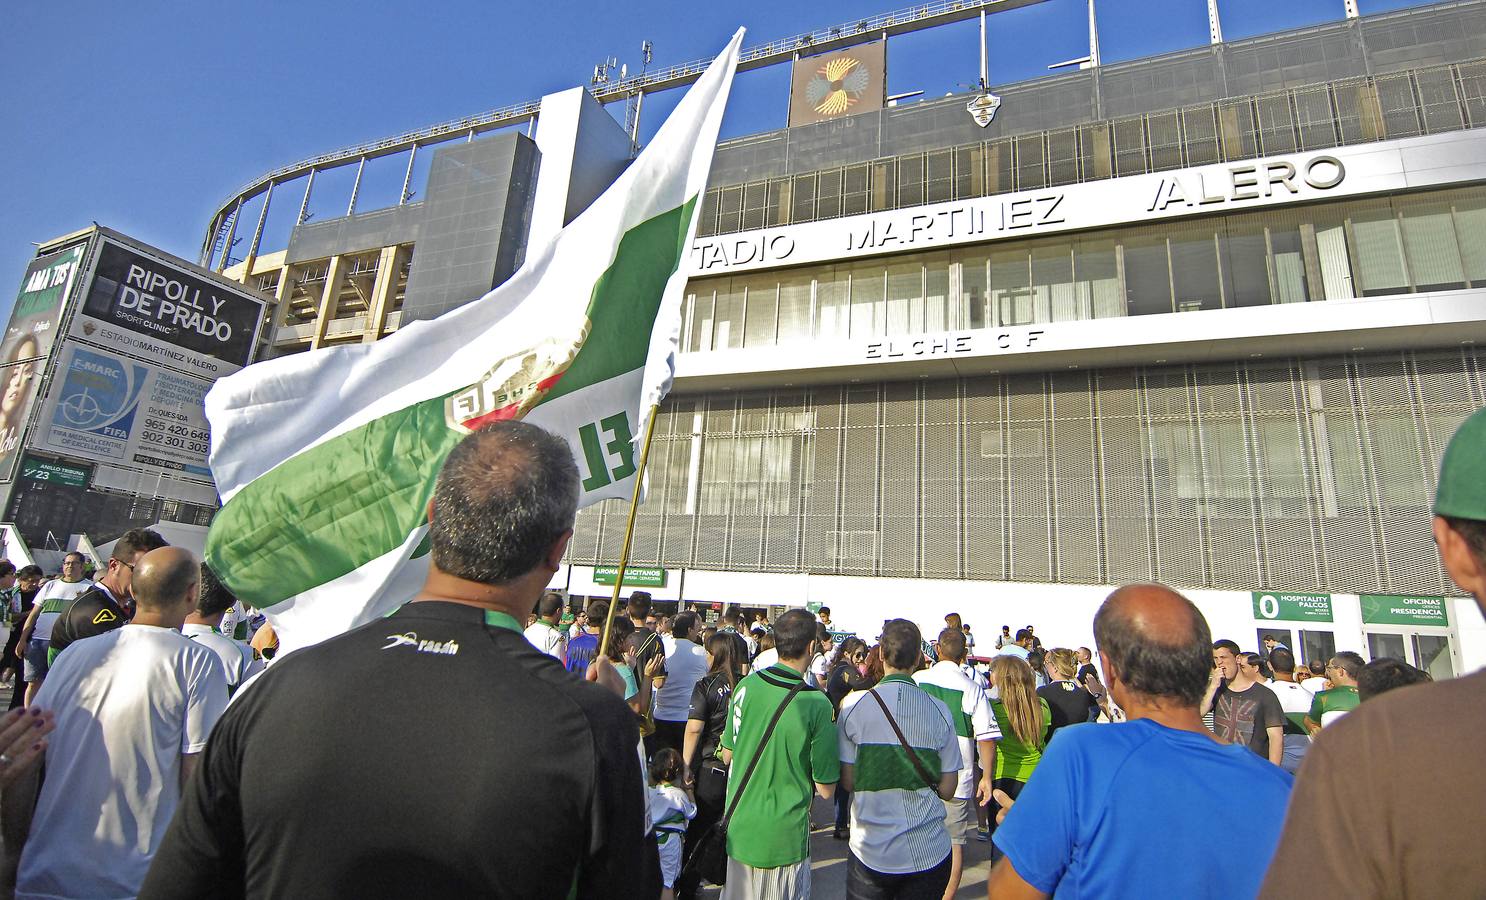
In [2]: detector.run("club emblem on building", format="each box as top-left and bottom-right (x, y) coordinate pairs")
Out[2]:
(967, 91), (1002, 127)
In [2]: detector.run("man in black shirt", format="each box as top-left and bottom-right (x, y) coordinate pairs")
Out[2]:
(49, 529), (168, 665)
(140, 421), (658, 899)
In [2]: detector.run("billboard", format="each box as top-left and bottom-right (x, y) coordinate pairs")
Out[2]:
(0, 358), (45, 481)
(788, 41), (886, 127)
(3, 243), (86, 366)
(33, 341), (212, 483)
(69, 238), (264, 378)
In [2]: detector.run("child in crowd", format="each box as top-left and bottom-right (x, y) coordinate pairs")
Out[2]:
(647, 748), (696, 899)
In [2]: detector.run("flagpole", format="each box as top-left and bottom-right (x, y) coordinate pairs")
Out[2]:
(599, 403), (662, 657)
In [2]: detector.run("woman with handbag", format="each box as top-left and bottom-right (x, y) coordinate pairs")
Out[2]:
(675, 631), (746, 899)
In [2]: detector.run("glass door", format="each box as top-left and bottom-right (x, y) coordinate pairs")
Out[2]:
(1365, 630), (1458, 680)
(1366, 632), (1408, 662)
(1412, 634), (1456, 680)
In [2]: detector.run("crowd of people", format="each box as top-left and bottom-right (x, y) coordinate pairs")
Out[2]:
(0, 408), (1476, 898)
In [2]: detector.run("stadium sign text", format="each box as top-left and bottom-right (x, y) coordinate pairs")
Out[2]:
(1147, 156), (1345, 212)
(683, 133), (1439, 278)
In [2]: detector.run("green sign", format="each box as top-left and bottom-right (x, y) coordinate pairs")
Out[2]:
(592, 566), (666, 587)
(805, 601), (822, 614)
(1252, 591), (1333, 622)
(19, 454), (89, 489)
(1361, 594), (1449, 627)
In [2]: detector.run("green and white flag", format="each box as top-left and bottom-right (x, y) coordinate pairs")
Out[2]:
(204, 29), (744, 653)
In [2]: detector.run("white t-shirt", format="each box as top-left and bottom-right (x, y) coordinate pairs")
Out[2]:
(751, 647), (779, 672)
(523, 619), (566, 661)
(914, 661), (1001, 799)
(1300, 676), (1328, 694)
(18, 625), (229, 900)
(810, 652), (830, 688)
(181, 622), (256, 687)
(653, 638), (708, 723)
(838, 676), (961, 874)
(29, 578), (94, 642)
(1267, 678), (1314, 717)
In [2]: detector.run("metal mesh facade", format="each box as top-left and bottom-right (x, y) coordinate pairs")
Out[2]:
(699, 57), (1486, 237)
(706, 0), (1486, 191)
(566, 349), (1485, 597)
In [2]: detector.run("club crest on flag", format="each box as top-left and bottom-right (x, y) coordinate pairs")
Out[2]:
(445, 322), (590, 431)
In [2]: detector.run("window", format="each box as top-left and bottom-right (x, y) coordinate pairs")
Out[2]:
(990, 247), (1033, 326)
(742, 276), (778, 348)
(850, 262), (884, 339)
(1074, 238), (1121, 319)
(713, 282), (745, 349)
(885, 261), (922, 336)
(1032, 242), (1077, 322)
(777, 275), (812, 344)
(816, 267), (849, 340)
(1122, 231), (1172, 316)
(1170, 229), (1224, 312)
(1350, 204), (1410, 296)
(1398, 199), (1467, 291)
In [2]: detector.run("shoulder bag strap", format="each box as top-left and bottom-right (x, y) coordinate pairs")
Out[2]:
(720, 681), (806, 828)
(867, 687), (939, 790)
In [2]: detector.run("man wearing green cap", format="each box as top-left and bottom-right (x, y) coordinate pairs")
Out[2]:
(1260, 406), (1486, 898)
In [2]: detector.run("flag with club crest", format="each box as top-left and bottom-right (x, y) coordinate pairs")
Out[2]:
(203, 29), (744, 653)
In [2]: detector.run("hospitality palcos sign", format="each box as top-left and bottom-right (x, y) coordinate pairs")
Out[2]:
(686, 132), (1480, 276)
(1252, 591), (1333, 622)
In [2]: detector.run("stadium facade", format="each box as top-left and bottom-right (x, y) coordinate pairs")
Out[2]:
(212, 0), (1486, 673)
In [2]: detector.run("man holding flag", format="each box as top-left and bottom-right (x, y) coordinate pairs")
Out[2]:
(141, 27), (746, 899)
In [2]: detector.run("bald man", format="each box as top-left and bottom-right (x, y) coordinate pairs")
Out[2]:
(987, 584), (1293, 899)
(8, 547), (228, 899)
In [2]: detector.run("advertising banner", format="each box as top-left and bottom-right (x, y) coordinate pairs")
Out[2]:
(1252, 591), (1333, 622)
(17, 453), (90, 489)
(3, 243), (86, 365)
(69, 239), (264, 378)
(1360, 594), (1449, 627)
(788, 40), (886, 127)
(592, 566), (667, 587)
(34, 341), (212, 482)
(0, 359), (45, 482)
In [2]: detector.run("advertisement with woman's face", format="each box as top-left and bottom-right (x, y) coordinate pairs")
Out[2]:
(2, 243), (85, 367)
(0, 341), (42, 479)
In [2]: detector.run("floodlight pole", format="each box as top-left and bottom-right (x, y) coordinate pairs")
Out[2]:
(1207, 0), (1224, 45)
(1343, 0), (1359, 17)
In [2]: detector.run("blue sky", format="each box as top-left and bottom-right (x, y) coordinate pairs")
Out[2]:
(0, 0), (1426, 315)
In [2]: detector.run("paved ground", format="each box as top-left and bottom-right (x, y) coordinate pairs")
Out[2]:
(700, 794), (995, 899)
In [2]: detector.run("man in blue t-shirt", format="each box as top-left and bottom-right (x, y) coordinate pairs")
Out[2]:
(563, 600), (606, 676)
(989, 584), (1293, 899)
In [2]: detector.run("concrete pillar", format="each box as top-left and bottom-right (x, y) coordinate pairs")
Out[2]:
(364, 245), (409, 343)
(310, 255), (347, 349)
(268, 263), (299, 339)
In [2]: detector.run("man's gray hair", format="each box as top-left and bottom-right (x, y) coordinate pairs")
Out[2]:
(430, 421), (579, 585)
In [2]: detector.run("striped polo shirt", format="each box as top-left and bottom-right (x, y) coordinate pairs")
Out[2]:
(838, 674), (961, 874)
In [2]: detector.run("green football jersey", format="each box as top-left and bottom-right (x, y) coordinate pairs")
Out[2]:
(720, 663), (840, 868)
